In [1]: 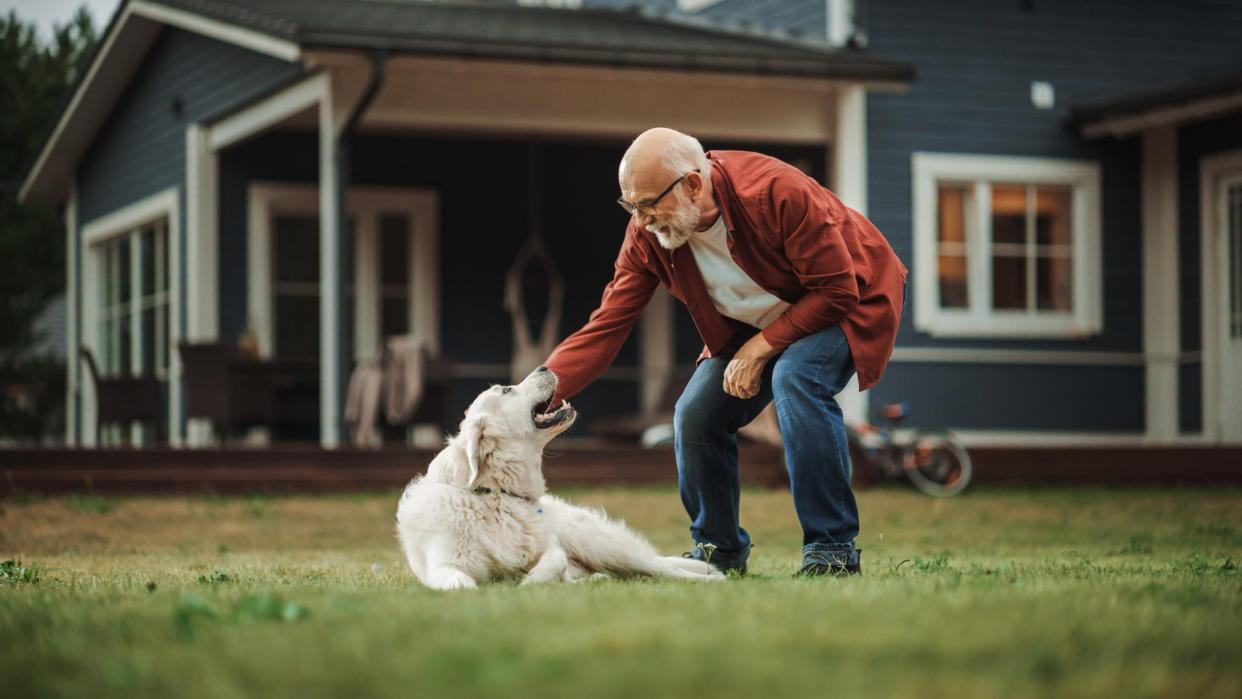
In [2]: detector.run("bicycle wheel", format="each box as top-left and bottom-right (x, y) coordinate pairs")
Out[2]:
(901, 430), (972, 497)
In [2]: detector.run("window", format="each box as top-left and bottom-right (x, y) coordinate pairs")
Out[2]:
(912, 153), (1102, 338)
(93, 219), (171, 442)
(248, 184), (439, 363)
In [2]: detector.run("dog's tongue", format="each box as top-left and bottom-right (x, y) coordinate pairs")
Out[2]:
(534, 401), (573, 428)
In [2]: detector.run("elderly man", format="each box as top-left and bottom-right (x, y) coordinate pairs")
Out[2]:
(545, 128), (906, 576)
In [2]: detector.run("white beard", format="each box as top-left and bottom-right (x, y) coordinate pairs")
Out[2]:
(647, 197), (701, 250)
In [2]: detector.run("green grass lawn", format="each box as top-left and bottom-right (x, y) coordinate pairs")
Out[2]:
(1, 486), (1239, 698)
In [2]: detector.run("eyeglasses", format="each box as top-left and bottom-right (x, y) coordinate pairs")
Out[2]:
(617, 170), (696, 216)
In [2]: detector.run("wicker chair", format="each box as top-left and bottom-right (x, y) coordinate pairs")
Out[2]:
(178, 342), (274, 442)
(79, 345), (164, 444)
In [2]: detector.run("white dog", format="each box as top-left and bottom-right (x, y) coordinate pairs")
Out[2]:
(395, 366), (723, 590)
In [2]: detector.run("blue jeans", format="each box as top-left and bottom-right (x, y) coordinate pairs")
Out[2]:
(674, 324), (860, 569)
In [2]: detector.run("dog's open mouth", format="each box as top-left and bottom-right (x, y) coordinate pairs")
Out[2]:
(532, 400), (575, 429)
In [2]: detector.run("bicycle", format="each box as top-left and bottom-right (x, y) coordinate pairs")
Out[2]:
(845, 402), (973, 497)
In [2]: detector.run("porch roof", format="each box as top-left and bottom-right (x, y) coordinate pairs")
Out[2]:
(1072, 65), (1242, 138)
(20, 0), (913, 204)
(158, 0), (914, 82)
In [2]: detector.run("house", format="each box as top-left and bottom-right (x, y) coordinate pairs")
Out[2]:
(19, 0), (1242, 452)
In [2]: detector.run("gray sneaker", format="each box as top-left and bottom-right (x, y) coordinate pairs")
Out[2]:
(682, 542), (748, 576)
(796, 549), (862, 577)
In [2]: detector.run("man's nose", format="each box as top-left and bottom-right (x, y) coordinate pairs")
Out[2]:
(635, 210), (654, 227)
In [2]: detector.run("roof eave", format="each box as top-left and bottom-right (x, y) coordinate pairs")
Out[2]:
(297, 35), (913, 85)
(19, 0), (300, 205)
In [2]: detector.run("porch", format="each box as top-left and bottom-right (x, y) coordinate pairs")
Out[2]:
(4, 442), (1241, 496)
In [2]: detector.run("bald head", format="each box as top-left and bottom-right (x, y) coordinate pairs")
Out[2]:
(619, 127), (709, 187)
(617, 128), (718, 250)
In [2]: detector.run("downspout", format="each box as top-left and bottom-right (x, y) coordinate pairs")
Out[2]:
(333, 49), (387, 439)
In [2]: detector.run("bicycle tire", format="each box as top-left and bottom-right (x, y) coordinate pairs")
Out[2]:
(901, 430), (972, 497)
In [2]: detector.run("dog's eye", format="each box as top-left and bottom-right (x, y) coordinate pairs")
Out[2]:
(501, 387), (512, 395)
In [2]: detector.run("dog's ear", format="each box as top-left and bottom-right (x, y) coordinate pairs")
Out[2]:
(460, 417), (489, 486)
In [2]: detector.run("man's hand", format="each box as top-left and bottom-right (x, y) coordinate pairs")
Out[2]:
(723, 333), (780, 399)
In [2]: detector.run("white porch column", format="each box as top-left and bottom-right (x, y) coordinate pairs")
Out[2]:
(639, 288), (675, 414)
(833, 84), (867, 422)
(1141, 125), (1180, 441)
(319, 82), (343, 448)
(184, 124), (216, 445)
(64, 185), (79, 445)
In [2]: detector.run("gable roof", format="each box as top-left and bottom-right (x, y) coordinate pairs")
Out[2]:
(1072, 66), (1242, 138)
(20, 0), (913, 204)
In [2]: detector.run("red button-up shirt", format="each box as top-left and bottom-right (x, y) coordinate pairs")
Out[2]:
(546, 150), (907, 403)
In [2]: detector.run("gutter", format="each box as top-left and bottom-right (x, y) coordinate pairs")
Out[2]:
(332, 48), (387, 432)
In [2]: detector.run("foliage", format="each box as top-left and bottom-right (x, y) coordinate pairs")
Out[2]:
(0, 488), (1239, 698)
(0, 558), (40, 584)
(63, 492), (114, 514)
(0, 7), (96, 440)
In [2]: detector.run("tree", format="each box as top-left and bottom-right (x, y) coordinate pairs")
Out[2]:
(0, 7), (96, 441)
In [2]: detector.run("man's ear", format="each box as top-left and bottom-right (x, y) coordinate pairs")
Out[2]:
(460, 417), (488, 486)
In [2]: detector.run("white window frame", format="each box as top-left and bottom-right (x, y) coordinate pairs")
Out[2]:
(247, 182), (440, 361)
(79, 187), (181, 445)
(912, 152), (1103, 338)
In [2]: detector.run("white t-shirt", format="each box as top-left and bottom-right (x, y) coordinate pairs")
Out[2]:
(687, 216), (791, 329)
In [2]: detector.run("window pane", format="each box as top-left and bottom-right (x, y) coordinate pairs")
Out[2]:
(991, 184), (1027, 245)
(992, 255), (1027, 309)
(142, 307), (156, 372)
(159, 302), (169, 372)
(1037, 256), (1073, 311)
(141, 226), (156, 296)
(382, 297), (409, 337)
(381, 214), (410, 286)
(118, 313), (132, 374)
(937, 254), (968, 308)
(276, 295), (319, 360)
(273, 215), (319, 283)
(118, 237), (132, 304)
(1036, 186), (1072, 246)
(937, 186), (967, 246)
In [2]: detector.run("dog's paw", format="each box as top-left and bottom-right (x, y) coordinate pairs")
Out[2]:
(425, 567), (479, 590)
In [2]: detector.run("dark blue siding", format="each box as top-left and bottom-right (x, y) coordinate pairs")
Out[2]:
(869, 362), (1145, 432)
(861, 0), (1242, 430)
(76, 27), (301, 223)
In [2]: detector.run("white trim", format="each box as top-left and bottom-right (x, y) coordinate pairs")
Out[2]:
(184, 125), (218, 341)
(889, 347), (1164, 366)
(1200, 148), (1242, 444)
(208, 74), (328, 151)
(1081, 89), (1242, 139)
(78, 187), (181, 446)
(677, 0), (725, 12)
(832, 85), (867, 422)
(950, 430), (1210, 449)
(64, 186), (79, 445)
(355, 208), (379, 362)
(81, 189), (180, 247)
(1141, 126), (1180, 441)
(129, 0), (300, 62)
(827, 0), (853, 46)
(319, 89), (342, 448)
(409, 190), (442, 355)
(911, 152), (1103, 339)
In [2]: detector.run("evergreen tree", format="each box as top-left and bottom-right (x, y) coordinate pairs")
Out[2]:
(1, 7), (96, 441)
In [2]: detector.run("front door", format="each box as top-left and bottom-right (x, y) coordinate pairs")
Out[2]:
(1213, 170), (1242, 441)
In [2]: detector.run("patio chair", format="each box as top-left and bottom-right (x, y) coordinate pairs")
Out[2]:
(178, 341), (274, 443)
(79, 345), (165, 444)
